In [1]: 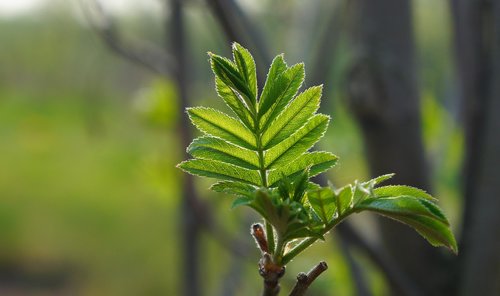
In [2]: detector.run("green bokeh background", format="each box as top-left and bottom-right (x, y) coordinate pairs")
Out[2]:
(0, 1), (461, 295)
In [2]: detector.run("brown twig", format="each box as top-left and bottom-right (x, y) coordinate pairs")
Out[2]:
(82, 0), (174, 76)
(259, 253), (285, 296)
(289, 261), (328, 296)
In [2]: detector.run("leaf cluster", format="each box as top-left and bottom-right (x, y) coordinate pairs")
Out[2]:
(178, 43), (337, 189)
(178, 43), (457, 266)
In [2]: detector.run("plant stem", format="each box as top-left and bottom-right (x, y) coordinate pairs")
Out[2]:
(265, 221), (275, 254)
(273, 233), (285, 264)
(259, 253), (285, 296)
(282, 210), (352, 265)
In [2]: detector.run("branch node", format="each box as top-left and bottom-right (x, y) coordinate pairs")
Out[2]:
(289, 261), (328, 296)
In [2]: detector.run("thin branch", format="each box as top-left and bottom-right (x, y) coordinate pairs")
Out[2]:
(289, 261), (328, 296)
(82, 0), (174, 76)
(205, 0), (270, 83)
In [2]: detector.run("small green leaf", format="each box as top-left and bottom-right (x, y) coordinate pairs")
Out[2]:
(262, 86), (322, 149)
(268, 152), (338, 187)
(215, 77), (254, 129)
(307, 188), (336, 223)
(259, 55), (287, 109)
(178, 159), (261, 185)
(352, 181), (371, 206)
(259, 63), (305, 129)
(187, 107), (256, 150)
(277, 174), (293, 200)
(335, 185), (353, 214)
(231, 196), (254, 209)
(265, 114), (330, 169)
(210, 54), (255, 109)
(188, 136), (260, 170)
(211, 181), (257, 198)
(292, 169), (310, 202)
(374, 185), (436, 201)
(363, 173), (395, 186)
(232, 42), (257, 101)
(381, 213), (457, 253)
(357, 196), (449, 226)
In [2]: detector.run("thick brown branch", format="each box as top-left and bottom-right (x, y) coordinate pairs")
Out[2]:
(289, 261), (328, 296)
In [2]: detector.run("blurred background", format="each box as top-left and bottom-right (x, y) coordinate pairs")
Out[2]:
(0, 0), (498, 295)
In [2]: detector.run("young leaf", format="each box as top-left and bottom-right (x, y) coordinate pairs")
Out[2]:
(351, 181), (371, 206)
(363, 173), (394, 186)
(178, 159), (261, 185)
(262, 86), (322, 149)
(232, 43), (257, 101)
(187, 107), (256, 149)
(259, 63), (305, 130)
(357, 196), (449, 225)
(188, 136), (260, 170)
(215, 77), (254, 129)
(374, 185), (436, 201)
(211, 181), (256, 198)
(307, 188), (336, 223)
(210, 54), (255, 109)
(268, 152), (338, 187)
(335, 185), (353, 214)
(259, 55), (287, 111)
(292, 169), (310, 202)
(264, 114), (330, 169)
(357, 196), (457, 253)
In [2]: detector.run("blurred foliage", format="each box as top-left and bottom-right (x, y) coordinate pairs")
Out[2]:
(0, 1), (462, 295)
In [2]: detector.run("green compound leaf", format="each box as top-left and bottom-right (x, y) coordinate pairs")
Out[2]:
(179, 44), (457, 261)
(183, 46), (333, 194)
(187, 136), (260, 170)
(177, 159), (261, 186)
(187, 107), (256, 150)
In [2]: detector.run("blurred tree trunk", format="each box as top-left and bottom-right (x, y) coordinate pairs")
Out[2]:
(169, 0), (201, 295)
(345, 0), (453, 295)
(452, 0), (500, 295)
